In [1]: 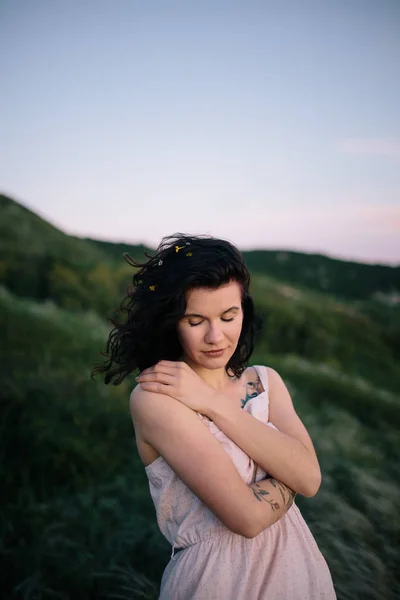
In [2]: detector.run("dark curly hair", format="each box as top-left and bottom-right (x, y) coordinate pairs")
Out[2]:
(92, 233), (262, 384)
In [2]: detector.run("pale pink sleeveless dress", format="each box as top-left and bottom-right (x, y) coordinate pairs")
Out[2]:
(145, 365), (336, 599)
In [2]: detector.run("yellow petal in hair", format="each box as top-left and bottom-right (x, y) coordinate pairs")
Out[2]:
(149, 285), (156, 291)
(175, 245), (185, 253)
(186, 252), (193, 256)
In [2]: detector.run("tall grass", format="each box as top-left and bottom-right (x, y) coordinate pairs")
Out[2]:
(1, 290), (399, 599)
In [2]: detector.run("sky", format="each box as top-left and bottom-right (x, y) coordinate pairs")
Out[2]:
(1, 0), (399, 265)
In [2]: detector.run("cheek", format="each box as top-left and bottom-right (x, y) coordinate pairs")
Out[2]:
(177, 326), (198, 352)
(232, 317), (244, 339)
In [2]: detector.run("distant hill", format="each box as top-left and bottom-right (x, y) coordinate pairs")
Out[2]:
(243, 250), (399, 303)
(0, 194), (108, 263)
(1, 192), (398, 391)
(80, 237), (152, 264)
(1, 193), (399, 305)
(85, 222), (400, 304)
(0, 194), (134, 311)
(0, 194), (112, 304)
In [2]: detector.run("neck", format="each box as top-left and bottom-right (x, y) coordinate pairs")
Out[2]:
(184, 359), (233, 391)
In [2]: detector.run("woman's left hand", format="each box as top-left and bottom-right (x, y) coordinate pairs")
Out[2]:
(136, 361), (220, 416)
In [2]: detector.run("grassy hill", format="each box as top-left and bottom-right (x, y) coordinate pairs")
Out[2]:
(2, 193), (399, 307)
(83, 223), (400, 303)
(244, 249), (400, 302)
(1, 193), (399, 599)
(1, 288), (399, 599)
(0, 195), (135, 313)
(80, 237), (152, 264)
(250, 273), (400, 394)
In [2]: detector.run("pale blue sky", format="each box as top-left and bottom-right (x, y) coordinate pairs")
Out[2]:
(1, 0), (399, 264)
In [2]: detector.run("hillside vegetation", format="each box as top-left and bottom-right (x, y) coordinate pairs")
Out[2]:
(1, 193), (399, 599)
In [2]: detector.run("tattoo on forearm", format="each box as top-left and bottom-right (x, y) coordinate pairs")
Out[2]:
(252, 479), (296, 511)
(270, 478), (297, 506)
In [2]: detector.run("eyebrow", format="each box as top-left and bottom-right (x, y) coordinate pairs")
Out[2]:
(184, 306), (240, 318)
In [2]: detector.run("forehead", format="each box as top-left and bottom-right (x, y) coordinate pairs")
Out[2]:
(185, 281), (242, 311)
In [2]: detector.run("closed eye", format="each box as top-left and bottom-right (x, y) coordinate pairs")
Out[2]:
(188, 317), (235, 327)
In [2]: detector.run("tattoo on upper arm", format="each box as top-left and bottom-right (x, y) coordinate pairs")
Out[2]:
(252, 479), (296, 510)
(242, 370), (296, 512)
(241, 373), (264, 409)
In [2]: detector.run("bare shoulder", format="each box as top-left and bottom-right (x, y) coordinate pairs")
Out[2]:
(129, 384), (146, 433)
(265, 367), (294, 411)
(129, 383), (148, 421)
(265, 366), (290, 396)
(265, 366), (281, 382)
(129, 384), (206, 465)
(129, 383), (204, 438)
(130, 382), (172, 413)
(130, 383), (184, 426)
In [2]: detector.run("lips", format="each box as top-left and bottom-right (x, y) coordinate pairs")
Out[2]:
(203, 348), (226, 356)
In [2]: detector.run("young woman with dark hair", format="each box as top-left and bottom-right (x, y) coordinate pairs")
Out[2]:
(94, 234), (336, 599)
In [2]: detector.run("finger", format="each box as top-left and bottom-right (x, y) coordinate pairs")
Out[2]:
(140, 364), (174, 377)
(138, 366), (152, 376)
(151, 363), (179, 376)
(157, 360), (186, 371)
(137, 373), (175, 385)
(139, 382), (175, 396)
(175, 361), (188, 370)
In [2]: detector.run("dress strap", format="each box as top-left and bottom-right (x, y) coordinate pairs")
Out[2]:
(252, 365), (268, 394)
(253, 365), (270, 420)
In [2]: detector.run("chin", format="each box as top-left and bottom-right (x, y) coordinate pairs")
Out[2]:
(199, 351), (233, 368)
(203, 359), (226, 369)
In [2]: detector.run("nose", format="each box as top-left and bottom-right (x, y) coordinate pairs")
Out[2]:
(204, 321), (224, 345)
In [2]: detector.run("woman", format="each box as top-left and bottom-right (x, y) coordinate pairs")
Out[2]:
(95, 234), (336, 599)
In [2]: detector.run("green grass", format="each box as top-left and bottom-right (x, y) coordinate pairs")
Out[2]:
(1, 287), (399, 598)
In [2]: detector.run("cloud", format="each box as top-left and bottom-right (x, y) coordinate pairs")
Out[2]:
(339, 137), (400, 160)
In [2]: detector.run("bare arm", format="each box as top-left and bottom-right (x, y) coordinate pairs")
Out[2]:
(130, 385), (295, 538)
(247, 476), (296, 537)
(208, 368), (322, 497)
